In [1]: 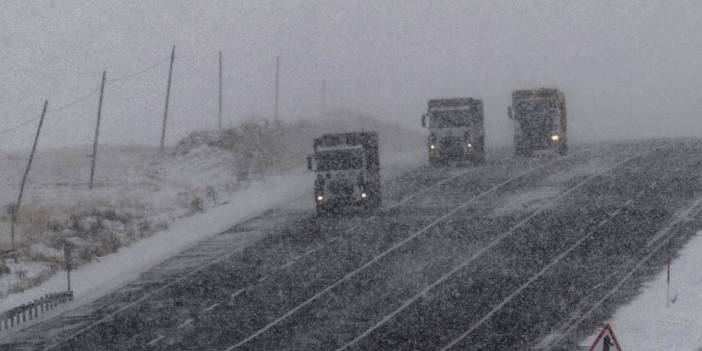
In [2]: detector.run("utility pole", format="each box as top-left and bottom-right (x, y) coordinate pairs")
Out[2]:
(274, 56), (280, 122)
(89, 71), (106, 189)
(12, 100), (48, 255)
(218, 50), (223, 131)
(160, 45), (176, 156)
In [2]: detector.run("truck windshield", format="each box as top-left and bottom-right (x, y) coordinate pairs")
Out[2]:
(516, 99), (556, 118)
(316, 150), (364, 171)
(429, 109), (474, 128)
(516, 99), (556, 136)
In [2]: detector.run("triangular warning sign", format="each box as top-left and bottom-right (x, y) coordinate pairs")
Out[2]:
(588, 324), (622, 351)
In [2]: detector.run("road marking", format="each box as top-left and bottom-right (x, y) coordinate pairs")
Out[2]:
(177, 318), (193, 329)
(41, 249), (254, 350)
(646, 196), (702, 248)
(257, 276), (267, 283)
(438, 196), (637, 350)
(231, 288), (246, 299)
(147, 334), (164, 346)
(203, 303), (220, 313)
(544, 194), (702, 350)
(224, 160), (567, 350)
(239, 168), (478, 298)
(335, 151), (649, 351)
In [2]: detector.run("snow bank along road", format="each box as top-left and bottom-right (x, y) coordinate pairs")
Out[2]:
(3, 140), (702, 351)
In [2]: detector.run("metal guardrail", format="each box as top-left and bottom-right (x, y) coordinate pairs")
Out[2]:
(0, 291), (73, 331)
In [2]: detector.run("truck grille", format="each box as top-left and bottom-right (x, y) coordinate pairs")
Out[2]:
(328, 181), (354, 196)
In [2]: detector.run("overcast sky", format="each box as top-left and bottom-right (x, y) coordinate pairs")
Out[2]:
(2, 0), (702, 150)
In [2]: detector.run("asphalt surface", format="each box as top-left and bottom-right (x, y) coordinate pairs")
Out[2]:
(2, 140), (701, 351)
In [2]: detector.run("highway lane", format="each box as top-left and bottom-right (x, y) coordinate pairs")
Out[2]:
(345, 143), (702, 351)
(160, 146), (627, 351)
(147, 143), (643, 351)
(214, 144), (669, 351)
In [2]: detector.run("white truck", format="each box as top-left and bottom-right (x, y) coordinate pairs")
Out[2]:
(508, 88), (568, 157)
(307, 132), (381, 215)
(421, 98), (486, 167)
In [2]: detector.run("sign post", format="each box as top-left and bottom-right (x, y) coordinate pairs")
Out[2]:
(588, 324), (622, 351)
(6, 204), (17, 255)
(63, 242), (72, 292)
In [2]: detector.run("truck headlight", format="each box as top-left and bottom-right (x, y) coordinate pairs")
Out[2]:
(551, 134), (560, 142)
(429, 144), (436, 151)
(466, 143), (473, 149)
(316, 195), (324, 202)
(360, 192), (368, 199)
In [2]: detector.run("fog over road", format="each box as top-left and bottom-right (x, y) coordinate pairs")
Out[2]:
(1, 140), (701, 351)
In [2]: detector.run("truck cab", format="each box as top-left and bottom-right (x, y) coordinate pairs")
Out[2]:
(421, 98), (486, 167)
(307, 132), (381, 214)
(509, 88), (567, 157)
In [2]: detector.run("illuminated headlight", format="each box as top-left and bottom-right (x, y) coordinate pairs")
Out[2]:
(429, 144), (436, 151)
(360, 192), (368, 199)
(551, 134), (560, 142)
(466, 143), (473, 149)
(316, 195), (324, 202)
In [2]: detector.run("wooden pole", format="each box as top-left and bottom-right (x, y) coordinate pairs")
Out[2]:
(160, 45), (176, 156)
(12, 100), (48, 254)
(274, 56), (279, 122)
(218, 50), (223, 131)
(89, 71), (106, 189)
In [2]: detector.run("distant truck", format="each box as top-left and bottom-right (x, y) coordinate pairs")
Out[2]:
(421, 98), (486, 167)
(508, 88), (567, 156)
(307, 132), (381, 214)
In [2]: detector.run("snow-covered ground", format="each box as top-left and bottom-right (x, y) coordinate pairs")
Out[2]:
(580, 230), (702, 350)
(0, 170), (310, 313)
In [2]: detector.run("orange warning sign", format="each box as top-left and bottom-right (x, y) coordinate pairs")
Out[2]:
(588, 323), (622, 351)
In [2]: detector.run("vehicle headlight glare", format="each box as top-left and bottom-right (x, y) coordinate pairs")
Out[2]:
(429, 144), (436, 151)
(360, 192), (368, 199)
(551, 134), (560, 142)
(316, 195), (324, 202)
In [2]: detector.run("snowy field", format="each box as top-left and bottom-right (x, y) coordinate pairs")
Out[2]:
(580, 230), (702, 350)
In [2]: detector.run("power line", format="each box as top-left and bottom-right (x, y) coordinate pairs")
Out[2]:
(179, 58), (254, 82)
(0, 117), (41, 136)
(0, 54), (171, 135)
(107, 56), (171, 83)
(46, 86), (102, 113)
